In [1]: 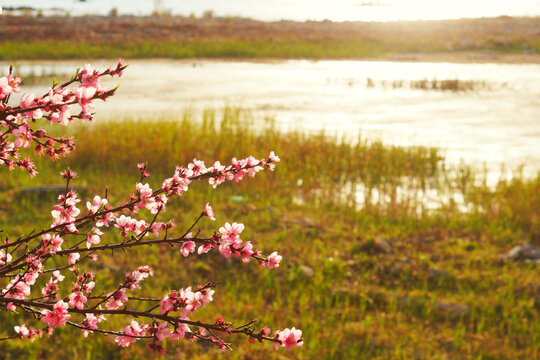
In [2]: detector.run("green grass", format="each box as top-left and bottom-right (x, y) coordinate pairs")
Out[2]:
(1, 37), (537, 61)
(0, 110), (539, 359)
(0, 39), (386, 60)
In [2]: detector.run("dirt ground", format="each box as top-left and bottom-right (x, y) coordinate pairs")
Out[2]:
(0, 15), (537, 43)
(1, 15), (539, 62)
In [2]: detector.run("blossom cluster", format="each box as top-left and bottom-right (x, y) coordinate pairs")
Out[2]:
(0, 61), (302, 353)
(0, 60), (126, 177)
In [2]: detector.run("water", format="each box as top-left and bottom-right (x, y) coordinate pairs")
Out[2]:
(3, 59), (540, 182)
(2, 0), (540, 21)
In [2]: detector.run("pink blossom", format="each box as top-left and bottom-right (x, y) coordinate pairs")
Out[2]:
(41, 300), (71, 328)
(115, 319), (146, 348)
(148, 221), (166, 237)
(76, 85), (96, 114)
(274, 327), (303, 350)
(49, 105), (71, 126)
(267, 252), (282, 269)
(219, 241), (232, 258)
(136, 183), (153, 199)
(23, 270), (40, 286)
(197, 243), (213, 254)
(265, 151), (280, 171)
(42, 234), (63, 254)
(68, 291), (87, 310)
(96, 211), (115, 227)
(159, 293), (175, 314)
(60, 169), (77, 180)
(154, 322), (171, 342)
(19, 93), (43, 120)
(7, 75), (21, 94)
(180, 241), (196, 257)
(4, 276), (31, 299)
(181, 287), (203, 315)
(51, 195), (81, 225)
(51, 270), (65, 283)
(115, 215), (134, 232)
(187, 159), (206, 175)
(46, 88), (64, 105)
(41, 281), (58, 299)
(12, 124), (34, 149)
(82, 281), (95, 294)
(204, 202), (216, 221)
(125, 267), (153, 290)
(65, 223), (78, 233)
(170, 322), (191, 340)
(68, 252), (80, 265)
(115, 58), (126, 77)
(268, 151), (280, 163)
(107, 58), (126, 77)
(106, 288), (128, 310)
(199, 288), (215, 306)
(79, 64), (102, 89)
(86, 228), (103, 248)
(0, 76), (13, 99)
(241, 241), (254, 263)
(82, 313), (105, 337)
(0, 249), (12, 266)
(219, 222), (244, 242)
(14, 324), (30, 337)
(86, 195), (107, 214)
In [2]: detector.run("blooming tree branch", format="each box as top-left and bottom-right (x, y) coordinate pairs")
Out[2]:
(0, 59), (303, 353)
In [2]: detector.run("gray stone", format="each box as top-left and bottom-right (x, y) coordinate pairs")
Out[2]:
(428, 267), (453, 282)
(281, 215), (317, 228)
(433, 301), (470, 317)
(374, 237), (393, 254)
(501, 243), (540, 261)
(299, 265), (315, 277)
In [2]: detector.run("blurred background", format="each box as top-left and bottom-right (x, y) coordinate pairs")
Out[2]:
(0, 1), (539, 359)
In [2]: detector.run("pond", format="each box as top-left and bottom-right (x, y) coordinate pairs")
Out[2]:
(3, 59), (540, 181)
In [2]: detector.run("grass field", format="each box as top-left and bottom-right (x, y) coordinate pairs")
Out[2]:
(0, 111), (539, 359)
(1, 16), (539, 61)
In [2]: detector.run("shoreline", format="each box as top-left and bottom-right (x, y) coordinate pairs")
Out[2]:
(1, 15), (538, 62)
(6, 53), (540, 64)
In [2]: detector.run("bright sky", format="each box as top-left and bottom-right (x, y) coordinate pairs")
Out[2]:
(362, 0), (540, 21)
(1, 0), (539, 21)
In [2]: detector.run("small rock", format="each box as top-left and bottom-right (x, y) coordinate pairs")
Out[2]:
(281, 215), (317, 228)
(520, 243), (540, 260)
(502, 245), (524, 260)
(428, 267), (453, 282)
(299, 265), (314, 277)
(434, 301), (470, 318)
(501, 243), (540, 261)
(388, 259), (411, 277)
(374, 237), (393, 254)
(358, 237), (394, 254)
(391, 294), (469, 318)
(264, 206), (280, 214)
